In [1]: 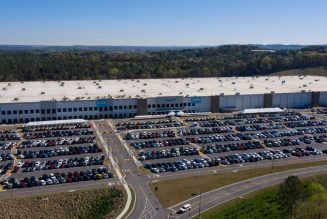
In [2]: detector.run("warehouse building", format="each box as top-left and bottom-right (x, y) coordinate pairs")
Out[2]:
(0, 76), (326, 124)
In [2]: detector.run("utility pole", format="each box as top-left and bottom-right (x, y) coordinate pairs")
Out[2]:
(198, 188), (202, 219)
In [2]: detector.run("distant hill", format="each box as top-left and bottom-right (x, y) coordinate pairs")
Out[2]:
(255, 44), (309, 50)
(0, 45), (194, 53)
(0, 44), (319, 53)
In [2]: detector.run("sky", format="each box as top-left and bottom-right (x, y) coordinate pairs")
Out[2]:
(0, 0), (326, 46)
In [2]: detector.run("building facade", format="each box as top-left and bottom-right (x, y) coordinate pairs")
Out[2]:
(0, 91), (326, 124)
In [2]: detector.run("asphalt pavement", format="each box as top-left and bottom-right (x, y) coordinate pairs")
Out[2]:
(169, 165), (327, 219)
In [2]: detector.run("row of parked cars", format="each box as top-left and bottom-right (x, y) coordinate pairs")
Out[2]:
(0, 133), (21, 141)
(116, 119), (182, 130)
(16, 144), (102, 159)
(236, 124), (285, 132)
(3, 167), (113, 189)
(20, 136), (96, 148)
(0, 142), (16, 150)
(131, 138), (189, 149)
(138, 147), (199, 160)
(178, 127), (234, 136)
(17, 155), (105, 172)
(185, 117), (216, 122)
(23, 129), (94, 139)
(124, 131), (176, 140)
(0, 162), (13, 174)
(144, 145), (325, 173)
(0, 153), (14, 161)
(285, 120), (327, 128)
(202, 141), (264, 154)
(313, 108), (327, 114)
(264, 138), (301, 147)
(22, 123), (91, 132)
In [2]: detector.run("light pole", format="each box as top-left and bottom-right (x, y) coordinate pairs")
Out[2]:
(198, 188), (202, 219)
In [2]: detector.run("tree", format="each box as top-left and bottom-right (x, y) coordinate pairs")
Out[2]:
(278, 176), (306, 215)
(292, 183), (327, 219)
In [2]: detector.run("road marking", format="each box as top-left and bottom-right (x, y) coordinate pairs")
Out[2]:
(91, 121), (132, 219)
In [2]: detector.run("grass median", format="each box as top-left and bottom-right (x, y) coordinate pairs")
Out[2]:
(150, 159), (327, 207)
(0, 186), (125, 219)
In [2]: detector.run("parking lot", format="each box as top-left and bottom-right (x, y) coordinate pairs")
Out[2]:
(115, 110), (327, 175)
(0, 121), (116, 190)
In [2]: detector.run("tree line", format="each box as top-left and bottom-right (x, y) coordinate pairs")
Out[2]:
(0, 45), (326, 81)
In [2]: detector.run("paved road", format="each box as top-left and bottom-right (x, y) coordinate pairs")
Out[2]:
(169, 165), (327, 219)
(101, 120), (169, 219)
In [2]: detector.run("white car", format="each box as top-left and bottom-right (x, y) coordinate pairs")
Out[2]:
(16, 161), (24, 168)
(179, 204), (191, 213)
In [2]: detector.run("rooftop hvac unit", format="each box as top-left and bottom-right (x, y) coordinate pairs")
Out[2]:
(301, 90), (306, 92)
(13, 98), (19, 101)
(141, 89), (146, 93)
(236, 92), (240, 95)
(250, 84), (254, 89)
(21, 88), (26, 91)
(41, 92), (45, 95)
(220, 93), (224, 96)
(143, 83), (147, 86)
(119, 89), (124, 92)
(199, 88), (204, 91)
(232, 82), (236, 84)
(271, 91), (275, 93)
(78, 86), (83, 89)
(98, 86), (102, 89)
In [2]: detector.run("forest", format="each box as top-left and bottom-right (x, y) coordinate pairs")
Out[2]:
(0, 45), (326, 81)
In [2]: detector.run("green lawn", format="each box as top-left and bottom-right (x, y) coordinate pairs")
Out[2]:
(150, 160), (327, 207)
(198, 186), (283, 219)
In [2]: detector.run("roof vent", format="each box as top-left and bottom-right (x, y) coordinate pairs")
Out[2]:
(8, 83), (11, 86)
(41, 91), (45, 95)
(98, 86), (102, 89)
(186, 83), (190, 87)
(60, 82), (65, 86)
(78, 86), (83, 89)
(303, 84), (307, 87)
(199, 88), (204, 91)
(120, 89), (124, 92)
(13, 97), (19, 101)
(143, 83), (147, 86)
(141, 89), (146, 93)
(175, 80), (179, 83)
(2, 87), (7, 91)
(232, 82), (236, 84)
(250, 84), (254, 89)
(21, 88), (26, 91)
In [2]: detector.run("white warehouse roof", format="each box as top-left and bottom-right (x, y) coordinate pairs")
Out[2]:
(25, 119), (87, 127)
(0, 75), (326, 103)
(242, 107), (284, 114)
